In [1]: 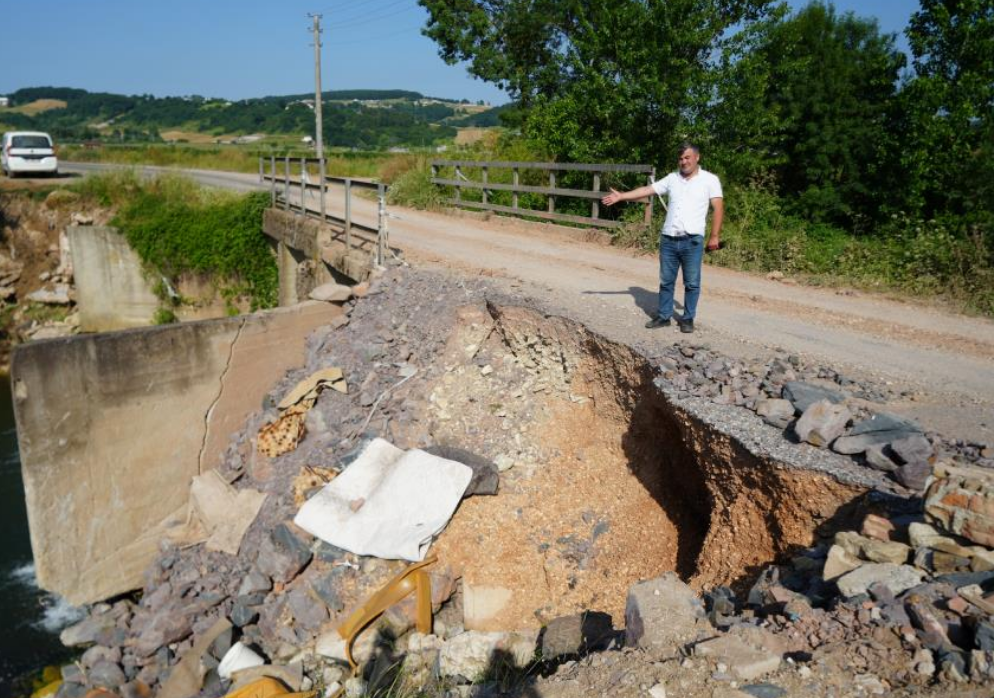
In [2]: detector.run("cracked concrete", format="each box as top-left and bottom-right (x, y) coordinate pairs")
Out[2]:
(12, 301), (341, 604)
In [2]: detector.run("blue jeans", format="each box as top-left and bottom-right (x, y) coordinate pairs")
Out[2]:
(658, 235), (704, 321)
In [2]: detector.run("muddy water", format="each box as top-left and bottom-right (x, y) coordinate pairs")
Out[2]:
(0, 376), (82, 696)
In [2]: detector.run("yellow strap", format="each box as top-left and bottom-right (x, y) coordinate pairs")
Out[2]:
(336, 554), (437, 669)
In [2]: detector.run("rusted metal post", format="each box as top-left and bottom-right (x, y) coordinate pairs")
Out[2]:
(592, 172), (600, 220)
(344, 178), (352, 251)
(512, 168), (519, 210)
(548, 170), (556, 214)
(283, 156), (290, 211)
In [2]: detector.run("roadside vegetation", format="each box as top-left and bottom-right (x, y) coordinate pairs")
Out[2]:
(69, 171), (278, 311)
(397, 0), (993, 315)
(6, 1), (989, 314)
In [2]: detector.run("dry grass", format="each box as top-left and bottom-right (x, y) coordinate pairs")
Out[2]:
(2, 99), (68, 115)
(160, 130), (234, 144)
(455, 127), (494, 145)
(452, 103), (491, 114)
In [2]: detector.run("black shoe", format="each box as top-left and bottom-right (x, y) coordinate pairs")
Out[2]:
(678, 319), (694, 333)
(645, 316), (671, 329)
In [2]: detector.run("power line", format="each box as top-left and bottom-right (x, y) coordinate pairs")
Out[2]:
(332, 3), (418, 30)
(315, 0), (409, 24)
(331, 23), (424, 46)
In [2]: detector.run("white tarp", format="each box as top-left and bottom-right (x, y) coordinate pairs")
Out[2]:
(293, 438), (473, 561)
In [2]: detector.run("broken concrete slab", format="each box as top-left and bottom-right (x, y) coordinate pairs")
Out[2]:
(12, 302), (339, 604)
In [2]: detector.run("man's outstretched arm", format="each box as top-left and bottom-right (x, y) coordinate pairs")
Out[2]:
(707, 197), (724, 250)
(602, 184), (656, 206)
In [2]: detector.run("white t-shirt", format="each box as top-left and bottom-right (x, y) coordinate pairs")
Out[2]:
(651, 169), (723, 237)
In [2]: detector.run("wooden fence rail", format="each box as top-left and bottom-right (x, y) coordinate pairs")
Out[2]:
(430, 159), (655, 229)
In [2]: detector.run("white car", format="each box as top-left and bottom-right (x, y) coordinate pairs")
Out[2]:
(1, 131), (59, 178)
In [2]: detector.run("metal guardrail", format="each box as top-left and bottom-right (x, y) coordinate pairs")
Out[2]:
(259, 156), (389, 265)
(430, 159), (655, 228)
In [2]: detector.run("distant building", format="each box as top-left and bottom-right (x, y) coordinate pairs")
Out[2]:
(0, 97), (9, 108)
(301, 136), (314, 147)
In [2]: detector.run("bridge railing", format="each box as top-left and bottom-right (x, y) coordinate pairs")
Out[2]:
(259, 156), (390, 265)
(430, 159), (655, 229)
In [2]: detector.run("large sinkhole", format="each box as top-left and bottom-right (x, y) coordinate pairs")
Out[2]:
(419, 304), (867, 632)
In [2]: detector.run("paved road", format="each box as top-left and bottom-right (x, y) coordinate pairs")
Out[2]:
(62, 162), (994, 441)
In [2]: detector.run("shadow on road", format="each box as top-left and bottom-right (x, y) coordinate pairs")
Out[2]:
(583, 286), (684, 318)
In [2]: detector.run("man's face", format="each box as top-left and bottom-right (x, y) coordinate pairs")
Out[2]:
(678, 148), (700, 175)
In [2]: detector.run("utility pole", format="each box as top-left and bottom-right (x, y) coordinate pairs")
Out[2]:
(308, 13), (327, 220)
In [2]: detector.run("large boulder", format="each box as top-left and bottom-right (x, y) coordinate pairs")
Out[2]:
(833, 412), (923, 455)
(794, 400), (851, 448)
(782, 381), (845, 414)
(835, 563), (924, 598)
(624, 573), (710, 651)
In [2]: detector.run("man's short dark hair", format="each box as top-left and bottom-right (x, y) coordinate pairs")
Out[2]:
(678, 142), (700, 156)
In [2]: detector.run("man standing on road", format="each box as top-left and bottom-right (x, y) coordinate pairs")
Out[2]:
(602, 143), (723, 333)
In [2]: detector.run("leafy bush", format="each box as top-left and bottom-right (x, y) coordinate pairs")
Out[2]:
(99, 174), (278, 309)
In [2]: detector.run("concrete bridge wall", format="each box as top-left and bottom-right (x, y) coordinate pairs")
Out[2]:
(262, 208), (377, 304)
(12, 301), (341, 604)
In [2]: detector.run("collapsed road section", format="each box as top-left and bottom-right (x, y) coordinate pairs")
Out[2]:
(14, 266), (994, 698)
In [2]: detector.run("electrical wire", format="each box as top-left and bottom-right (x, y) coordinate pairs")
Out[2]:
(331, 3), (418, 30)
(313, 0), (410, 25)
(330, 22), (424, 46)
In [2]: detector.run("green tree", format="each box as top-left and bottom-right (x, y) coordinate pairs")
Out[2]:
(899, 0), (993, 225)
(418, 0), (774, 164)
(749, 3), (905, 226)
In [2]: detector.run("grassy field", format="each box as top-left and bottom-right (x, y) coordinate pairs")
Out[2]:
(0, 99), (67, 115)
(58, 143), (395, 178)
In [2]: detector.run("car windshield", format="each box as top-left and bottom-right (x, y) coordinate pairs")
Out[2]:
(11, 136), (52, 148)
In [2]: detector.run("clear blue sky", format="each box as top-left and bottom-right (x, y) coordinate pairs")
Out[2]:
(2, 0), (919, 105)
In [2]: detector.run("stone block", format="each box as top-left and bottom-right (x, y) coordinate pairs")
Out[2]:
(794, 400), (850, 448)
(782, 381), (844, 413)
(309, 283), (353, 303)
(835, 563), (924, 598)
(833, 413), (922, 455)
(890, 434), (935, 465)
(925, 463), (994, 548)
(256, 524), (313, 583)
(624, 573), (709, 651)
(540, 611), (614, 659)
(755, 398), (795, 429)
(438, 630), (534, 682)
(693, 629), (783, 681)
(861, 514), (896, 542)
(896, 461), (933, 491)
(464, 583), (513, 631)
(823, 545), (861, 581)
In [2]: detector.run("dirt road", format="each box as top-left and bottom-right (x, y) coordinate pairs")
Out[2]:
(62, 163), (994, 440)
